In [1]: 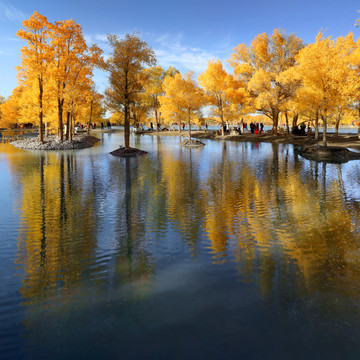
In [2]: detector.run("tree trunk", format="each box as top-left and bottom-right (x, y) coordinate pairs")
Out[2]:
(220, 108), (225, 136)
(334, 113), (341, 138)
(58, 97), (64, 142)
(155, 109), (158, 125)
(188, 112), (192, 140)
(322, 114), (327, 147)
(72, 113), (76, 141)
(87, 100), (93, 136)
(358, 108), (360, 140)
(69, 111), (73, 141)
(285, 112), (289, 134)
(272, 110), (279, 135)
(315, 109), (319, 140)
(124, 72), (130, 148)
(291, 114), (298, 134)
(66, 112), (70, 141)
(38, 79), (44, 143)
(124, 99), (130, 148)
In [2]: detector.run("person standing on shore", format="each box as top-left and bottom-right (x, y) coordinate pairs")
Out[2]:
(250, 122), (254, 133)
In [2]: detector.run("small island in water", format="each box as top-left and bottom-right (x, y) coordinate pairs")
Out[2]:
(11, 134), (99, 150)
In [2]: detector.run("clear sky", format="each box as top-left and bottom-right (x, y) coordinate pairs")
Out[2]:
(0, 0), (359, 98)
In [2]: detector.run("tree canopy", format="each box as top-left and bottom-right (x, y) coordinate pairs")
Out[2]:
(104, 33), (156, 148)
(4, 13), (360, 148)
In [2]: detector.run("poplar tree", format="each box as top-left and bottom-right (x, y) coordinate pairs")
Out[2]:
(104, 33), (156, 148)
(228, 29), (303, 134)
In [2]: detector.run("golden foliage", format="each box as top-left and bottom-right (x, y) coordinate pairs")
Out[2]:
(104, 33), (156, 147)
(294, 32), (352, 144)
(159, 72), (205, 137)
(9, 11), (103, 141)
(198, 60), (249, 134)
(228, 30), (304, 134)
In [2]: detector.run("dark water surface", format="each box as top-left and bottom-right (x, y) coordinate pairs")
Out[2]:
(2, 131), (360, 359)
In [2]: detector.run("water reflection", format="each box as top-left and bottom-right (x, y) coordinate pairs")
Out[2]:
(201, 143), (360, 298)
(12, 140), (360, 301)
(15, 152), (98, 303)
(3, 136), (360, 358)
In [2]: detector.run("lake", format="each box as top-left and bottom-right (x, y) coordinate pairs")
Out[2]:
(1, 130), (360, 359)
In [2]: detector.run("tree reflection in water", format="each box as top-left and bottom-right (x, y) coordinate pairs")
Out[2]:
(7, 138), (360, 358)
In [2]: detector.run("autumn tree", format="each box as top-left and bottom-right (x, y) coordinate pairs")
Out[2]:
(49, 19), (102, 141)
(346, 34), (360, 138)
(289, 86), (321, 138)
(85, 87), (103, 135)
(17, 11), (52, 142)
(15, 13), (102, 141)
(0, 95), (6, 126)
(0, 85), (43, 129)
(228, 29), (303, 134)
(160, 71), (205, 139)
(142, 66), (164, 125)
(0, 89), (21, 128)
(198, 60), (249, 135)
(295, 33), (351, 146)
(104, 33), (156, 149)
(141, 65), (180, 127)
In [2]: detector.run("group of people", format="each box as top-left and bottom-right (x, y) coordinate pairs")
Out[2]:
(149, 122), (163, 131)
(215, 122), (264, 135)
(147, 121), (269, 134)
(100, 121), (112, 130)
(74, 122), (113, 131)
(150, 122), (189, 132)
(243, 122), (264, 134)
(292, 122), (310, 136)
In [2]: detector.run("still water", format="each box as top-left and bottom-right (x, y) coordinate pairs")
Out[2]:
(2, 131), (360, 359)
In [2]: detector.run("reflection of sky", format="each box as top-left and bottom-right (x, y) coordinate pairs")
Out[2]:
(340, 161), (360, 201)
(4, 132), (360, 359)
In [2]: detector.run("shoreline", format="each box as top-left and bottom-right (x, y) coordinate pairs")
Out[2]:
(140, 130), (360, 150)
(11, 135), (100, 151)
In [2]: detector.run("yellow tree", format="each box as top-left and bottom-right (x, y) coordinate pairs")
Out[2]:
(49, 19), (102, 141)
(198, 60), (249, 135)
(131, 94), (150, 129)
(346, 34), (360, 138)
(104, 33), (156, 149)
(141, 65), (180, 127)
(0, 89), (22, 128)
(288, 85), (321, 138)
(160, 72), (205, 139)
(295, 33), (351, 146)
(109, 112), (124, 125)
(228, 30), (303, 134)
(84, 88), (104, 135)
(64, 42), (102, 141)
(0, 95), (5, 126)
(142, 66), (165, 125)
(17, 11), (52, 142)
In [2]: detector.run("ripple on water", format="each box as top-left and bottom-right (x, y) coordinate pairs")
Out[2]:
(3, 136), (360, 358)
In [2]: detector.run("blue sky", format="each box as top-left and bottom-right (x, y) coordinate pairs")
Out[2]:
(0, 0), (359, 98)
